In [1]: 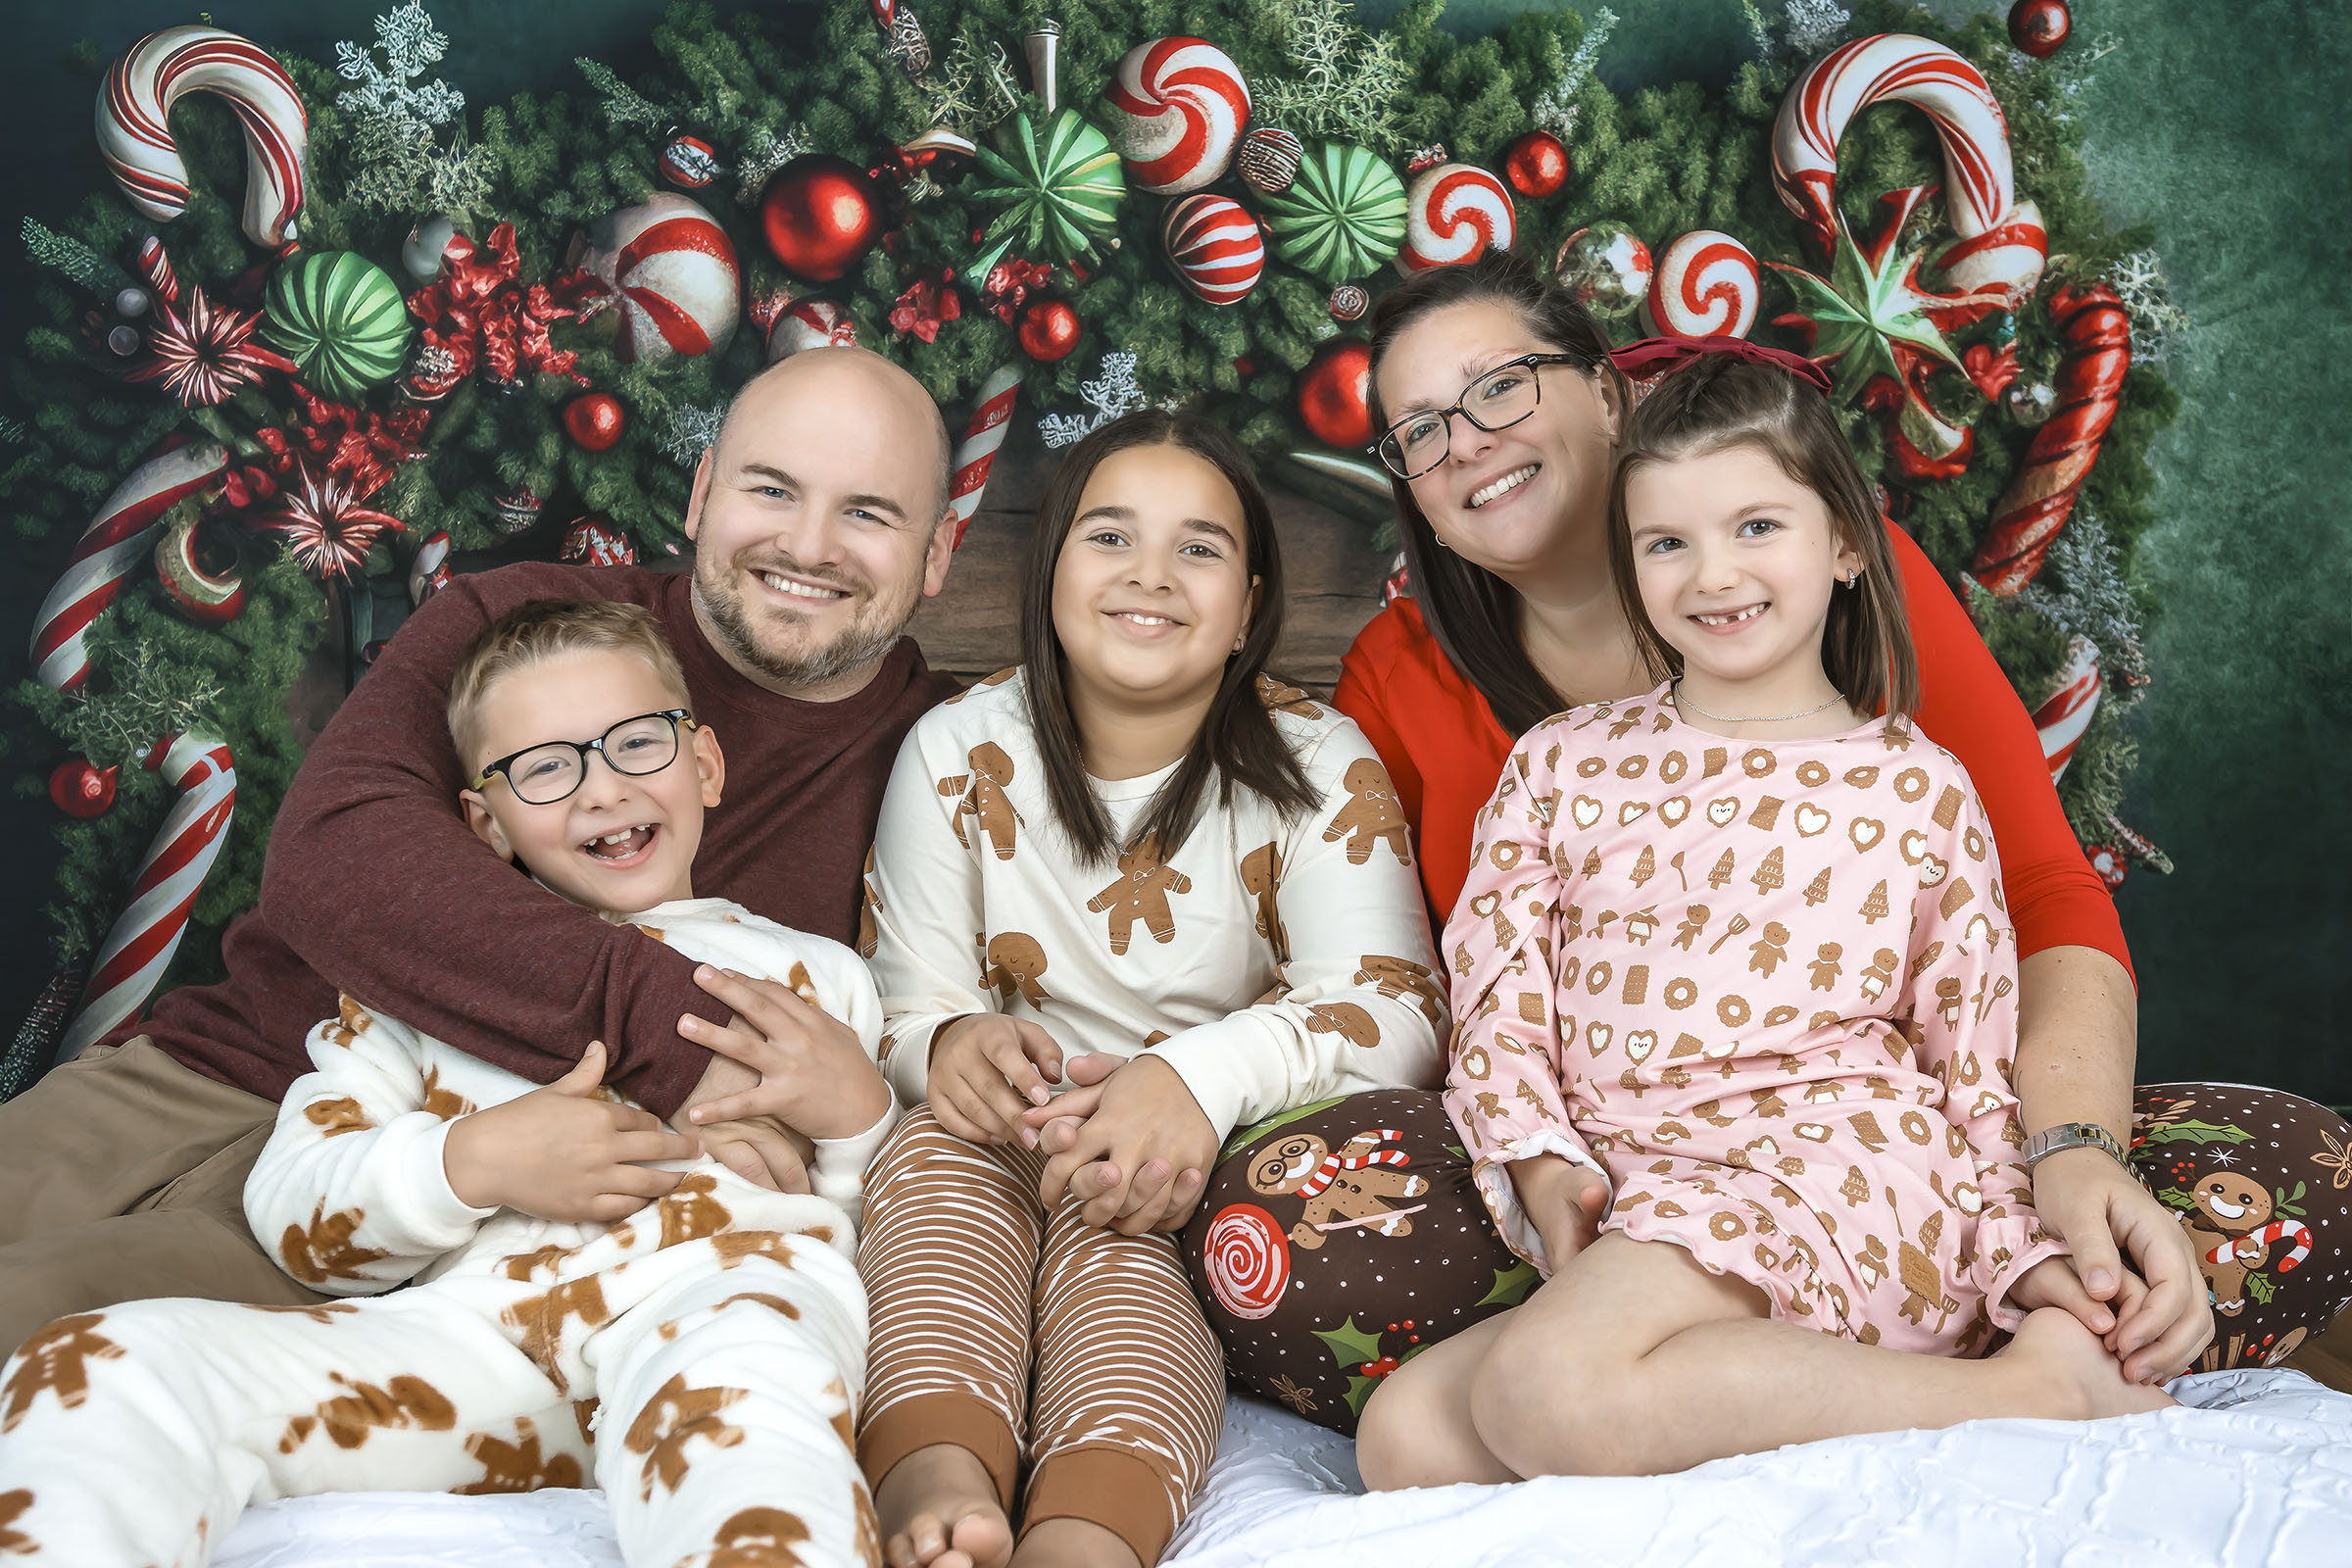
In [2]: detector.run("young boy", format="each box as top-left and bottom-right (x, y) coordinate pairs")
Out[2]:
(0, 600), (898, 1568)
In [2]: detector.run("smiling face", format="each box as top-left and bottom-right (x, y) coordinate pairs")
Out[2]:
(684, 349), (955, 700)
(459, 648), (724, 914)
(1049, 441), (1258, 718)
(1374, 298), (1621, 580)
(1622, 442), (1864, 705)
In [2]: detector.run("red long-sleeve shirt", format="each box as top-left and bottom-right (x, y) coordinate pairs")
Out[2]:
(1333, 521), (2133, 981)
(133, 563), (958, 1117)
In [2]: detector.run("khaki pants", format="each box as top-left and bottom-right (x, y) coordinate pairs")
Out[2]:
(0, 1037), (327, 1356)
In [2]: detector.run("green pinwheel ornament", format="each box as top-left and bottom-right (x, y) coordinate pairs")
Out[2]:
(261, 251), (413, 401)
(970, 108), (1126, 278)
(1257, 141), (1406, 285)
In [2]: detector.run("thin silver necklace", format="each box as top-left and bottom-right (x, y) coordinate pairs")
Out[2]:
(1673, 681), (1844, 724)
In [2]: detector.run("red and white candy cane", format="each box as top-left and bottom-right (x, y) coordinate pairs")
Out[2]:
(1643, 231), (1763, 339)
(1396, 164), (1515, 275)
(1295, 1128), (1411, 1199)
(98, 25), (309, 249)
(1774, 33), (2044, 319)
(1102, 37), (1252, 195)
(1970, 284), (2131, 594)
(2031, 634), (2100, 781)
(947, 364), (1023, 549)
(2206, 1218), (2315, 1274)
(31, 441), (228, 692)
(56, 732), (237, 1061)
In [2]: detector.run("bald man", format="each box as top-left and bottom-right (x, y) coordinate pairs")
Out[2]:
(0, 349), (964, 1348)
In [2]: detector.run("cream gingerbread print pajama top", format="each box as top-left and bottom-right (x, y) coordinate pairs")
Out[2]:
(1444, 687), (2064, 1354)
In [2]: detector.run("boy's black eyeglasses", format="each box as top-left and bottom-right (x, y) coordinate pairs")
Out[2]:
(1370, 353), (1590, 480)
(469, 710), (698, 806)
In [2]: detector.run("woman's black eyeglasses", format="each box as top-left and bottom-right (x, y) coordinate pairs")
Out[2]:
(1371, 353), (1589, 480)
(469, 710), (698, 806)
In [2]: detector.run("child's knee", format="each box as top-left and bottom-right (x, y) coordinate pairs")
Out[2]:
(1468, 1323), (1626, 1477)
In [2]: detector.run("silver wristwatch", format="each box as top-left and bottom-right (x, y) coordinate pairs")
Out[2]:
(2022, 1121), (2128, 1168)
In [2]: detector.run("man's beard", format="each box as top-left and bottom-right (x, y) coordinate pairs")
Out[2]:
(693, 554), (916, 690)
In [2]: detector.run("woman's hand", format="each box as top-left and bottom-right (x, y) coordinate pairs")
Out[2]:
(1510, 1153), (1609, 1269)
(926, 1013), (1065, 1147)
(2033, 1145), (2213, 1382)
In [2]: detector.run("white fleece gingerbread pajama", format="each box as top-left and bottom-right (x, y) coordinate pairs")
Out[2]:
(0, 898), (896, 1568)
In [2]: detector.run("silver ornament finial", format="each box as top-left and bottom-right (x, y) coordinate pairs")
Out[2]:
(1025, 23), (1062, 113)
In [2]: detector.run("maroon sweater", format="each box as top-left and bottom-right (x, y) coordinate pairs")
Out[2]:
(136, 563), (958, 1117)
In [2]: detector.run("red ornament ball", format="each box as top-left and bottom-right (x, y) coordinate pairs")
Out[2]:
(1297, 338), (1374, 450)
(1503, 130), (1571, 199)
(50, 758), (118, 818)
(760, 155), (886, 283)
(563, 392), (626, 451)
(1018, 299), (1081, 362)
(2008, 0), (2071, 57)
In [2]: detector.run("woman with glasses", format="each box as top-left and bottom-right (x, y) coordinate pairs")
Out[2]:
(1183, 252), (2352, 1438)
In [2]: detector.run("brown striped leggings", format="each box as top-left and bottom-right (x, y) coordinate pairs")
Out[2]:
(855, 1107), (1225, 1565)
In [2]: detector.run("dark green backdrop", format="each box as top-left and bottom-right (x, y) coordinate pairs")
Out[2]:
(2, 0), (2344, 1101)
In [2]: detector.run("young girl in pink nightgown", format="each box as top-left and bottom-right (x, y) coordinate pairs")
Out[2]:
(1353, 339), (2175, 1490)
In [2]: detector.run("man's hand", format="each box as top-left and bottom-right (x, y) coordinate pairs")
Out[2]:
(1027, 1054), (1217, 1235)
(443, 1042), (699, 1221)
(2032, 1145), (2213, 1382)
(678, 966), (890, 1140)
(697, 1114), (815, 1196)
(1510, 1153), (1609, 1270)
(928, 1014), (1064, 1148)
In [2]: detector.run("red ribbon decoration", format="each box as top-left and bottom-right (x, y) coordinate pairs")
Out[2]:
(888, 272), (962, 343)
(220, 386), (429, 513)
(980, 259), (1054, 324)
(405, 222), (599, 398)
(1969, 284), (2131, 595)
(1610, 334), (1836, 397)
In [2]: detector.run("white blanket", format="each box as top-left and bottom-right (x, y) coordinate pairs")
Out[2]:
(217, 1370), (2352, 1568)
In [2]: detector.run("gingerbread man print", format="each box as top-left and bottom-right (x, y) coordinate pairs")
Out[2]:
(1247, 1129), (1429, 1249)
(982, 933), (1053, 1008)
(1748, 921), (1790, 977)
(1808, 943), (1843, 991)
(938, 742), (1020, 859)
(1087, 836), (1193, 956)
(1323, 757), (1412, 865)
(1240, 841), (1289, 962)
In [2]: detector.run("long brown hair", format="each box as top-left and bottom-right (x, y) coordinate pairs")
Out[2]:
(1020, 410), (1317, 863)
(1364, 249), (1630, 737)
(1605, 354), (1920, 718)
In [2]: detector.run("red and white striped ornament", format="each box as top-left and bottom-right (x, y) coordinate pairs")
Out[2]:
(947, 365), (1023, 549)
(31, 441), (227, 692)
(561, 515), (637, 566)
(2031, 634), (2101, 781)
(1101, 37), (1252, 195)
(578, 193), (740, 364)
(1161, 194), (1264, 307)
(407, 530), (453, 608)
(98, 25), (309, 249)
(1396, 164), (1515, 275)
(56, 732), (237, 1061)
(765, 298), (858, 362)
(155, 510), (244, 625)
(1773, 33), (2045, 319)
(1642, 230), (1763, 339)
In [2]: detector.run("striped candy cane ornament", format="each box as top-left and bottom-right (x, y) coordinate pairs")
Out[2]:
(57, 733), (237, 1061)
(98, 25), (309, 249)
(30, 441), (228, 692)
(2030, 635), (2101, 782)
(947, 364), (1023, 549)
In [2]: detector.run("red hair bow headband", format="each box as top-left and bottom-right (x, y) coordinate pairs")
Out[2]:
(1609, 334), (1834, 398)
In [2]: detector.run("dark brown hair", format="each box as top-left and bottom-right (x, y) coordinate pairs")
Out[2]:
(1605, 355), (1920, 718)
(1365, 249), (1630, 737)
(1021, 410), (1317, 863)
(447, 599), (689, 768)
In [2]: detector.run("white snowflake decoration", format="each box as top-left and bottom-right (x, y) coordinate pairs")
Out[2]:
(1038, 353), (1153, 449)
(1532, 9), (1616, 140)
(658, 403), (725, 467)
(335, 5), (494, 214)
(2107, 248), (2193, 362)
(1742, 0), (1850, 74)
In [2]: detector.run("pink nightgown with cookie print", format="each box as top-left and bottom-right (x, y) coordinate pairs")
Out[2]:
(1443, 686), (2065, 1355)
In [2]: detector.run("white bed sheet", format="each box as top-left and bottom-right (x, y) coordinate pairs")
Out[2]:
(216, 1369), (2352, 1568)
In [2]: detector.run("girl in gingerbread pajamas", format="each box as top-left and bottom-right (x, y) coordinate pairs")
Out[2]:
(1353, 344), (2176, 1491)
(857, 413), (1443, 1568)
(0, 603), (899, 1568)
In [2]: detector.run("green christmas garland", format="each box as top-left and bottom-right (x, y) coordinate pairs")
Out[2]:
(4, 0), (2178, 1064)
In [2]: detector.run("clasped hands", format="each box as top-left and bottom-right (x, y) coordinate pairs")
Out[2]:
(927, 1013), (1218, 1236)
(444, 965), (890, 1222)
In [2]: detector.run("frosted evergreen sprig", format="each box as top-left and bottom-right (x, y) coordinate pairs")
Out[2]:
(2107, 249), (2192, 363)
(51, 633), (227, 767)
(1531, 8), (1616, 140)
(737, 125), (814, 203)
(336, 4), (495, 213)
(1251, 0), (1410, 153)
(2016, 509), (2150, 690)
(657, 402), (725, 467)
(21, 220), (133, 295)
(576, 57), (666, 131)
(1038, 352), (1151, 448)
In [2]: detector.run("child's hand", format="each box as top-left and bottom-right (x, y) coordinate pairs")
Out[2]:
(927, 1013), (1065, 1148)
(2005, 1253), (2135, 1343)
(680, 966), (892, 1140)
(443, 1042), (700, 1221)
(1031, 1055), (1216, 1235)
(1511, 1154), (1609, 1268)
(697, 1114), (816, 1195)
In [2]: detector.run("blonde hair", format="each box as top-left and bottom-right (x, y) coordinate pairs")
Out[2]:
(1606, 356), (1920, 719)
(447, 599), (690, 768)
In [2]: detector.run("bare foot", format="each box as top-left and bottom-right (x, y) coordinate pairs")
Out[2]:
(875, 1444), (1014, 1568)
(1008, 1517), (1141, 1568)
(2001, 1307), (2180, 1421)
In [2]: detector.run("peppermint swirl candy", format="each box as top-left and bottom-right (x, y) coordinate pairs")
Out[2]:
(1200, 1202), (1292, 1320)
(1257, 141), (1407, 286)
(1101, 36), (1251, 196)
(1396, 163), (1515, 275)
(1644, 230), (1762, 339)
